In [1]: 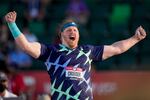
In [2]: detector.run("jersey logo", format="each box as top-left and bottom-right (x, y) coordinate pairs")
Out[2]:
(65, 66), (83, 80)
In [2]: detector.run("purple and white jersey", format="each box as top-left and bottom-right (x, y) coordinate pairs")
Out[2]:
(37, 44), (104, 100)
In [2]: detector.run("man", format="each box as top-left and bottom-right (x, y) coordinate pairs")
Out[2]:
(5, 11), (146, 100)
(0, 71), (17, 98)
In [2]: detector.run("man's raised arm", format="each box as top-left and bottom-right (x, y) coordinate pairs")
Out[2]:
(5, 11), (41, 58)
(103, 26), (147, 60)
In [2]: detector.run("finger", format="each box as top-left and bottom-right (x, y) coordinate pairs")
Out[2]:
(7, 14), (11, 19)
(139, 29), (146, 38)
(140, 26), (144, 32)
(10, 12), (15, 17)
(13, 11), (16, 14)
(10, 12), (15, 19)
(141, 30), (146, 37)
(12, 11), (16, 15)
(140, 25), (142, 29)
(10, 12), (13, 16)
(7, 13), (12, 19)
(141, 27), (146, 34)
(14, 11), (17, 16)
(136, 26), (141, 32)
(137, 31), (141, 37)
(12, 11), (16, 18)
(6, 12), (10, 16)
(137, 26), (143, 34)
(136, 27), (140, 33)
(139, 27), (146, 34)
(137, 30), (140, 36)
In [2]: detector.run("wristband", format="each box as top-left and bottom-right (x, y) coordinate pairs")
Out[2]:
(61, 22), (78, 32)
(8, 22), (21, 38)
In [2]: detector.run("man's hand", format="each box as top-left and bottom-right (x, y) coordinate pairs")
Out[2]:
(134, 26), (147, 41)
(5, 11), (17, 23)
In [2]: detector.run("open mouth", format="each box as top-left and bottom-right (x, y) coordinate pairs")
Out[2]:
(69, 36), (75, 40)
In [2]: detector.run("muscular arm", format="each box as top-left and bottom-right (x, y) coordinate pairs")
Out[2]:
(15, 34), (41, 58)
(102, 26), (147, 60)
(5, 11), (41, 58)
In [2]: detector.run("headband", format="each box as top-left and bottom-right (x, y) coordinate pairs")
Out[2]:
(61, 22), (77, 32)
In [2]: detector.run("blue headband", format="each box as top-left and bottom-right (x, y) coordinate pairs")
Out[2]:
(61, 22), (77, 32)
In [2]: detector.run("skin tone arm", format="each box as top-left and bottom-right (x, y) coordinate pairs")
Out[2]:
(5, 11), (41, 58)
(103, 26), (147, 60)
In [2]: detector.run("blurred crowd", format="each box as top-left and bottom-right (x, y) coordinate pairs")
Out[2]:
(0, 0), (91, 70)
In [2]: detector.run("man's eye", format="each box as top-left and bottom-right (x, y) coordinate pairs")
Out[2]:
(74, 30), (77, 32)
(67, 30), (71, 32)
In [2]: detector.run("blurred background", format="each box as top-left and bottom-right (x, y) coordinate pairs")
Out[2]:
(0, 0), (150, 100)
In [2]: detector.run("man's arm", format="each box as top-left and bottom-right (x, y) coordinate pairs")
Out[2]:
(5, 11), (41, 58)
(102, 26), (147, 60)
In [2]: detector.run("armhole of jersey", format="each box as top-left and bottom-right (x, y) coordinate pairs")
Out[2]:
(37, 43), (49, 62)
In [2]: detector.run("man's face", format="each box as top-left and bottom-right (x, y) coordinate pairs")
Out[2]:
(61, 26), (79, 49)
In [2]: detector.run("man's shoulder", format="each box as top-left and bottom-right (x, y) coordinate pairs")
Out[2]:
(79, 44), (104, 52)
(40, 43), (60, 50)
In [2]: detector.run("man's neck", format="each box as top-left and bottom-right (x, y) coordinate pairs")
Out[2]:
(61, 43), (78, 49)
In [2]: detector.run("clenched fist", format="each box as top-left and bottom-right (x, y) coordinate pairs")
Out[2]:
(134, 26), (147, 41)
(5, 11), (17, 23)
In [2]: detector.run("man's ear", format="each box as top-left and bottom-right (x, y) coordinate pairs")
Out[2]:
(59, 32), (63, 42)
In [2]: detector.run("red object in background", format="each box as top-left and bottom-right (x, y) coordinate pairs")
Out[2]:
(10, 73), (26, 95)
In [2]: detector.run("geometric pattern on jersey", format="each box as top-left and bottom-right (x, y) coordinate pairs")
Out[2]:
(38, 44), (104, 100)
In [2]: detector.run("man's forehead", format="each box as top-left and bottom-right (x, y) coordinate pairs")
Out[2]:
(65, 26), (78, 30)
(61, 22), (78, 32)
